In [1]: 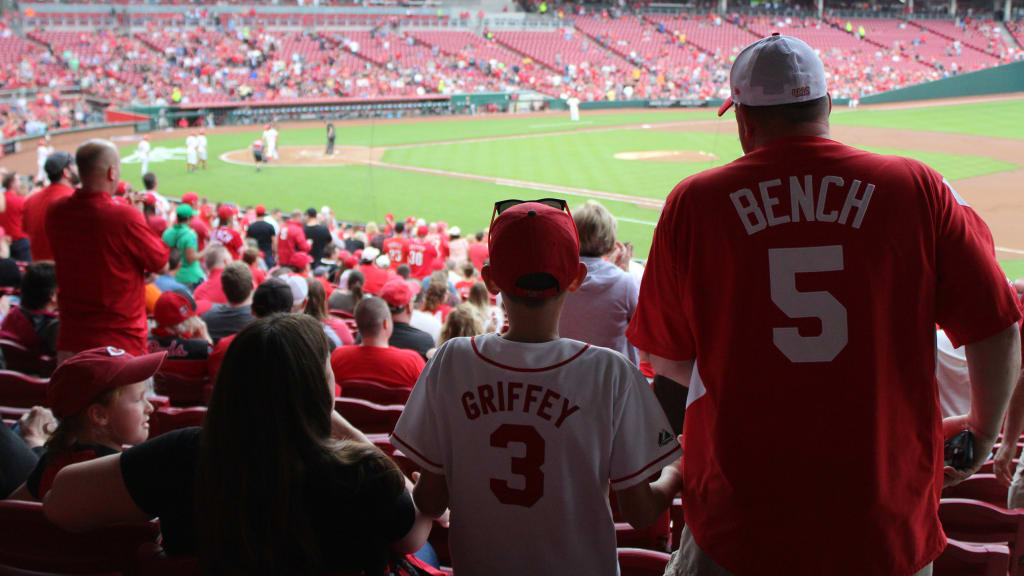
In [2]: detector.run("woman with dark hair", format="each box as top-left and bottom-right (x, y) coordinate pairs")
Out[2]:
(304, 276), (354, 346)
(42, 314), (432, 575)
(328, 268), (367, 314)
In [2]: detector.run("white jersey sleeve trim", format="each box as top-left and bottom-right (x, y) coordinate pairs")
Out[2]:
(610, 443), (682, 490)
(391, 432), (444, 475)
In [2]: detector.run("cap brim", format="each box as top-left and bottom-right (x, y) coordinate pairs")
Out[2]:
(113, 351), (168, 387)
(717, 97), (734, 117)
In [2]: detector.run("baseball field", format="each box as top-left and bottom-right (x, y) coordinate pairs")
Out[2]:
(115, 95), (1024, 279)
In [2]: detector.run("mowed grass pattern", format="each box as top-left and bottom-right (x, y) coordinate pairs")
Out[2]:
(118, 97), (1023, 267)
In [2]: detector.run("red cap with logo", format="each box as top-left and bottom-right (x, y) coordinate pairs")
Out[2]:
(154, 290), (197, 328)
(381, 278), (413, 308)
(487, 202), (580, 299)
(47, 347), (167, 418)
(217, 204), (234, 221)
(181, 192), (199, 207)
(289, 252), (313, 270)
(255, 205), (266, 216)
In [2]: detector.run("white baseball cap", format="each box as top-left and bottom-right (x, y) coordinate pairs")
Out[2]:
(361, 246), (380, 262)
(283, 274), (309, 307)
(718, 34), (827, 117)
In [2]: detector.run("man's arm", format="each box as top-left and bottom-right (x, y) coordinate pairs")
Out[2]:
(649, 354), (693, 388)
(411, 469), (449, 518)
(993, 331), (1024, 485)
(944, 322), (1021, 488)
(330, 411), (372, 446)
(615, 459), (683, 529)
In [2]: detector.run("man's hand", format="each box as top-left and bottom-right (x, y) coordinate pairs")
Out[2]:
(609, 241), (632, 272)
(19, 406), (57, 449)
(994, 439), (1018, 486)
(942, 413), (998, 488)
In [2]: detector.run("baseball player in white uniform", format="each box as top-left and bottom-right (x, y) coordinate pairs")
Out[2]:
(185, 130), (199, 173)
(262, 123), (279, 161)
(567, 95), (581, 122)
(137, 135), (151, 177)
(197, 129), (208, 170)
(36, 139), (53, 183)
(393, 200), (682, 576)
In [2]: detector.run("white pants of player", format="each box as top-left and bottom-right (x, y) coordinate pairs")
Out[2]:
(570, 108), (580, 122)
(187, 152), (198, 166)
(141, 157), (149, 176)
(36, 162), (46, 183)
(199, 151), (207, 162)
(267, 145), (278, 160)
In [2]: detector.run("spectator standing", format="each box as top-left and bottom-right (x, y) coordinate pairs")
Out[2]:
(193, 246), (232, 305)
(626, 36), (1021, 575)
(211, 205), (244, 261)
(162, 205), (205, 290)
(277, 211), (310, 269)
(141, 195), (167, 237)
(356, 247), (390, 295)
(466, 282), (503, 334)
(382, 279), (434, 361)
(47, 140), (170, 358)
(201, 262), (255, 343)
(559, 200), (639, 364)
(383, 222), (410, 270)
(331, 297), (425, 393)
(408, 226), (439, 280)
(0, 172), (31, 262)
(245, 205), (277, 268)
(303, 207), (332, 266)
(23, 152), (77, 262)
(467, 231), (488, 270)
(446, 226), (468, 263)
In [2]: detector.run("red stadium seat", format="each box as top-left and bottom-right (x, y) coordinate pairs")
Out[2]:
(939, 498), (1024, 576)
(0, 371), (47, 409)
(334, 397), (404, 435)
(617, 547), (672, 576)
(390, 450), (420, 478)
(339, 379), (411, 405)
(154, 360), (212, 406)
(0, 500), (159, 573)
(934, 538), (1012, 576)
(149, 406), (207, 438)
(943, 474), (1011, 509)
(0, 339), (55, 378)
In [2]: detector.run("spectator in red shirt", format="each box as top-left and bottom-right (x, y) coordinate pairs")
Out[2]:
(47, 140), (170, 359)
(23, 151), (77, 262)
(141, 194), (166, 237)
(177, 189), (210, 251)
(330, 297), (425, 392)
(0, 261), (59, 357)
(277, 211), (311, 269)
(383, 222), (410, 270)
(1, 172), (31, 262)
(454, 261), (477, 301)
(468, 230), (489, 271)
(241, 247), (266, 285)
(408, 226), (439, 280)
(211, 204), (244, 260)
(288, 252), (313, 278)
(356, 247), (391, 295)
(193, 245), (232, 305)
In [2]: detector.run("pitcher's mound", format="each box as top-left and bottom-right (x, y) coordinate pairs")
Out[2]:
(221, 145), (385, 167)
(614, 150), (719, 162)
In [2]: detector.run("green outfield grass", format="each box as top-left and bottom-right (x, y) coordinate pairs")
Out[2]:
(118, 97), (1023, 262)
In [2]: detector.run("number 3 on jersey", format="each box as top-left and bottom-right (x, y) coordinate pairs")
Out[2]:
(768, 246), (848, 363)
(489, 424), (544, 507)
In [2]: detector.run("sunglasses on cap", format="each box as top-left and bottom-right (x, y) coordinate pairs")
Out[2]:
(489, 198), (577, 240)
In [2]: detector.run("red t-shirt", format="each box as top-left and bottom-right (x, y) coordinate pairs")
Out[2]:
(468, 242), (489, 271)
(0, 191), (27, 241)
(330, 345), (425, 391)
(250, 265), (266, 285)
(147, 215), (168, 237)
(358, 264), (391, 295)
(626, 136), (1022, 575)
(455, 280), (475, 301)
(407, 239), (438, 280)
(47, 189), (170, 355)
(23, 183), (74, 260)
(193, 268), (227, 305)
(190, 219), (210, 251)
(383, 236), (410, 269)
(211, 225), (244, 260)
(207, 334), (233, 383)
(277, 221), (310, 268)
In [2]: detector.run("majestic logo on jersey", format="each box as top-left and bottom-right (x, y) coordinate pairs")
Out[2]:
(121, 147), (190, 164)
(658, 429), (675, 447)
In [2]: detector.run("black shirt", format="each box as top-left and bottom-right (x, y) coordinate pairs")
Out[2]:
(27, 443), (119, 499)
(246, 220), (276, 257)
(146, 336), (212, 360)
(201, 304), (254, 343)
(120, 428), (415, 571)
(388, 322), (434, 361)
(303, 223), (333, 265)
(0, 422), (39, 498)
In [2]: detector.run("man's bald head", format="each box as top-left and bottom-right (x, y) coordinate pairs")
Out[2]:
(75, 139), (120, 194)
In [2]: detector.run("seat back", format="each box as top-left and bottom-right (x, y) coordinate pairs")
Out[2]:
(0, 500), (158, 573)
(339, 379), (411, 405)
(0, 370), (48, 409)
(154, 360), (212, 406)
(939, 498), (1024, 576)
(934, 538), (1011, 576)
(0, 339), (55, 378)
(334, 397), (404, 435)
(617, 547), (672, 576)
(943, 474), (1010, 508)
(149, 406), (207, 438)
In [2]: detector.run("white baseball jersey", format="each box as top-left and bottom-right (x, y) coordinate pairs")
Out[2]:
(197, 135), (207, 154)
(392, 333), (681, 576)
(262, 128), (278, 147)
(185, 135), (198, 153)
(137, 140), (151, 157)
(36, 145), (50, 166)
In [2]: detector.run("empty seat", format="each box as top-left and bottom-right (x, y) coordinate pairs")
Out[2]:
(339, 379), (411, 405)
(934, 538), (1011, 576)
(334, 397), (404, 434)
(943, 474), (1011, 509)
(149, 406), (207, 438)
(0, 339), (56, 378)
(0, 371), (48, 409)
(618, 547), (672, 576)
(939, 498), (1024, 576)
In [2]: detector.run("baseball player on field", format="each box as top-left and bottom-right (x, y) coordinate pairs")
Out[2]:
(393, 200), (683, 575)
(197, 128), (208, 170)
(137, 135), (151, 177)
(184, 130), (199, 173)
(262, 123), (279, 161)
(626, 34), (1022, 576)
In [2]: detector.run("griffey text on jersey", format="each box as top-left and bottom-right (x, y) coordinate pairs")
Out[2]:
(462, 381), (580, 428)
(729, 175), (874, 235)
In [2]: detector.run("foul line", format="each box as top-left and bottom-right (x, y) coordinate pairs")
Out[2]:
(996, 246), (1024, 255)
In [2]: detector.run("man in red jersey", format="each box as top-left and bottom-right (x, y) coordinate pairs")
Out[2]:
(211, 204), (244, 260)
(383, 221), (410, 270)
(277, 210), (310, 269)
(0, 172), (31, 261)
(24, 151), (77, 261)
(408, 225), (438, 280)
(627, 35), (1021, 576)
(47, 140), (169, 359)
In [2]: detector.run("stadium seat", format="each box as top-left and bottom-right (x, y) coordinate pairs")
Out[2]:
(154, 360), (212, 406)
(0, 371), (47, 409)
(339, 379), (411, 405)
(0, 339), (55, 378)
(334, 397), (404, 435)
(939, 498), (1024, 576)
(149, 406), (207, 438)
(617, 547), (672, 576)
(934, 538), (1012, 576)
(0, 500), (159, 573)
(943, 474), (1011, 508)
(610, 489), (671, 552)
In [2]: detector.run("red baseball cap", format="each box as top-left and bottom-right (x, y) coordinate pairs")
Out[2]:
(181, 192), (199, 206)
(217, 204), (234, 221)
(416, 225), (428, 237)
(338, 250), (351, 261)
(343, 256), (358, 269)
(141, 193), (157, 205)
(115, 181), (130, 196)
(154, 290), (197, 327)
(381, 278), (413, 308)
(289, 252), (313, 270)
(47, 347), (167, 418)
(487, 202), (580, 299)
(255, 205), (266, 216)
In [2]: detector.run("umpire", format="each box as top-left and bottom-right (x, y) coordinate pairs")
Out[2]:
(325, 123), (335, 155)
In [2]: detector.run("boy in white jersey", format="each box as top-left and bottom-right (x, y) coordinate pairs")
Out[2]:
(393, 199), (683, 575)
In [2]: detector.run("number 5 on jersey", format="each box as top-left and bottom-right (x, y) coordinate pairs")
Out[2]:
(769, 246), (848, 363)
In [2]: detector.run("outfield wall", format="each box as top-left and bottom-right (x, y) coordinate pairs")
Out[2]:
(861, 61), (1024, 105)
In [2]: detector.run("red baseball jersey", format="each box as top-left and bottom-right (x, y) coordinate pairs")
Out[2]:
(211, 225), (244, 260)
(407, 239), (438, 280)
(384, 236), (411, 269)
(277, 221), (309, 268)
(627, 136), (1021, 575)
